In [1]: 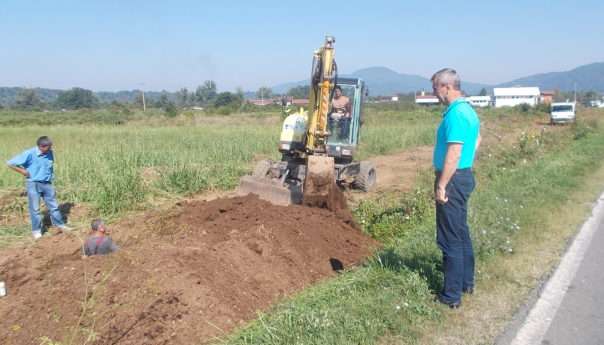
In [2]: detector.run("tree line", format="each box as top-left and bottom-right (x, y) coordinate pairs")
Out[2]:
(2, 81), (281, 113)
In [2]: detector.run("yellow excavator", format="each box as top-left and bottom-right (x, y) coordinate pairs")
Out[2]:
(237, 36), (376, 208)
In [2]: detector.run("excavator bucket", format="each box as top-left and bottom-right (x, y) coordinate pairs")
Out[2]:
(302, 155), (345, 211)
(237, 175), (303, 206)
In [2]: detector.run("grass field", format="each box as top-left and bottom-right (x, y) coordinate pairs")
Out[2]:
(2, 104), (602, 344)
(0, 105), (440, 218)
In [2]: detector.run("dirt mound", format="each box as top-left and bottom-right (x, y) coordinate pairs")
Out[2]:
(0, 195), (377, 345)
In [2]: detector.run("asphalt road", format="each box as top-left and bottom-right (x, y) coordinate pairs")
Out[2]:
(500, 193), (604, 345)
(541, 212), (604, 345)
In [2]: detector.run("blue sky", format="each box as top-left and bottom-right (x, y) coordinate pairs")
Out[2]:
(1, 0), (602, 92)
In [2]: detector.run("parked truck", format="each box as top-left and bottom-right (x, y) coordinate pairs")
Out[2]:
(550, 102), (576, 124)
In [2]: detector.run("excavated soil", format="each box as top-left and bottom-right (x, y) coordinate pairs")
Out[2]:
(0, 195), (377, 345)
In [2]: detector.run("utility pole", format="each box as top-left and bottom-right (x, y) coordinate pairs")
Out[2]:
(574, 82), (577, 104)
(139, 83), (146, 112)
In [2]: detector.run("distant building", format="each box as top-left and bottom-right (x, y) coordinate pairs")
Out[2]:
(540, 90), (555, 104)
(281, 97), (309, 106)
(415, 91), (440, 106)
(588, 100), (598, 107)
(391, 96), (399, 102)
(466, 96), (491, 108)
(248, 99), (277, 106)
(493, 87), (541, 107)
(290, 98), (309, 106)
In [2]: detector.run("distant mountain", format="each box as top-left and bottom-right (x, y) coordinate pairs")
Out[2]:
(273, 66), (489, 96)
(352, 67), (489, 96)
(271, 81), (307, 95)
(495, 62), (604, 92)
(352, 67), (431, 95)
(274, 62), (604, 96)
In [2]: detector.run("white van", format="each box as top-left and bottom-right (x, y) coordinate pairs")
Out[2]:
(550, 102), (576, 124)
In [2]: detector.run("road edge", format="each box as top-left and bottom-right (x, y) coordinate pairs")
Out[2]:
(495, 191), (604, 345)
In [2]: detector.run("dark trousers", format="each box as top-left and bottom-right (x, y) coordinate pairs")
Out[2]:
(328, 116), (351, 140)
(435, 169), (475, 303)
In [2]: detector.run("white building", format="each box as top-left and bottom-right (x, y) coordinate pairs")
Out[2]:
(415, 92), (440, 106)
(589, 100), (603, 108)
(467, 96), (491, 108)
(493, 87), (541, 107)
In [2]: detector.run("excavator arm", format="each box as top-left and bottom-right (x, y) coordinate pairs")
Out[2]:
(301, 36), (341, 209)
(305, 36), (337, 154)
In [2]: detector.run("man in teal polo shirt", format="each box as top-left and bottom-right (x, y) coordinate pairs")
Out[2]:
(431, 68), (481, 309)
(7, 136), (70, 239)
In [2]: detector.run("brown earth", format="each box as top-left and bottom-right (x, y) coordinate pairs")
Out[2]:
(0, 195), (377, 345)
(365, 145), (433, 195)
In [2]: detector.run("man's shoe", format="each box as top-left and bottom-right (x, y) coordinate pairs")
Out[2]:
(436, 295), (461, 309)
(32, 231), (42, 240)
(57, 225), (74, 232)
(463, 287), (474, 295)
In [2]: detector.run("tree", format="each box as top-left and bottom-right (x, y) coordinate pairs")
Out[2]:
(134, 92), (145, 109)
(256, 86), (272, 99)
(479, 88), (488, 96)
(15, 89), (43, 110)
(177, 88), (189, 106)
(164, 101), (178, 117)
(235, 87), (245, 105)
(155, 92), (170, 108)
(55, 87), (98, 109)
(213, 92), (237, 107)
(150, 91), (178, 116)
(287, 85), (310, 99)
(195, 80), (217, 104)
(584, 90), (598, 101)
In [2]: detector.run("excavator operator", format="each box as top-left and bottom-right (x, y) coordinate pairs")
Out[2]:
(329, 85), (351, 140)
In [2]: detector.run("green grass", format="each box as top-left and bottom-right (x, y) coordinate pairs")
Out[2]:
(0, 107), (441, 218)
(0, 108), (149, 126)
(0, 124), (278, 215)
(359, 106), (440, 158)
(220, 117), (604, 345)
(0, 224), (30, 247)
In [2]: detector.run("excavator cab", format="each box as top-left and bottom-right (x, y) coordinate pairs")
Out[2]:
(326, 78), (366, 163)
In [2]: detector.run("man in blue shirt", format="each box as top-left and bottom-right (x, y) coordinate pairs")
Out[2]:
(431, 68), (481, 309)
(6, 136), (70, 239)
